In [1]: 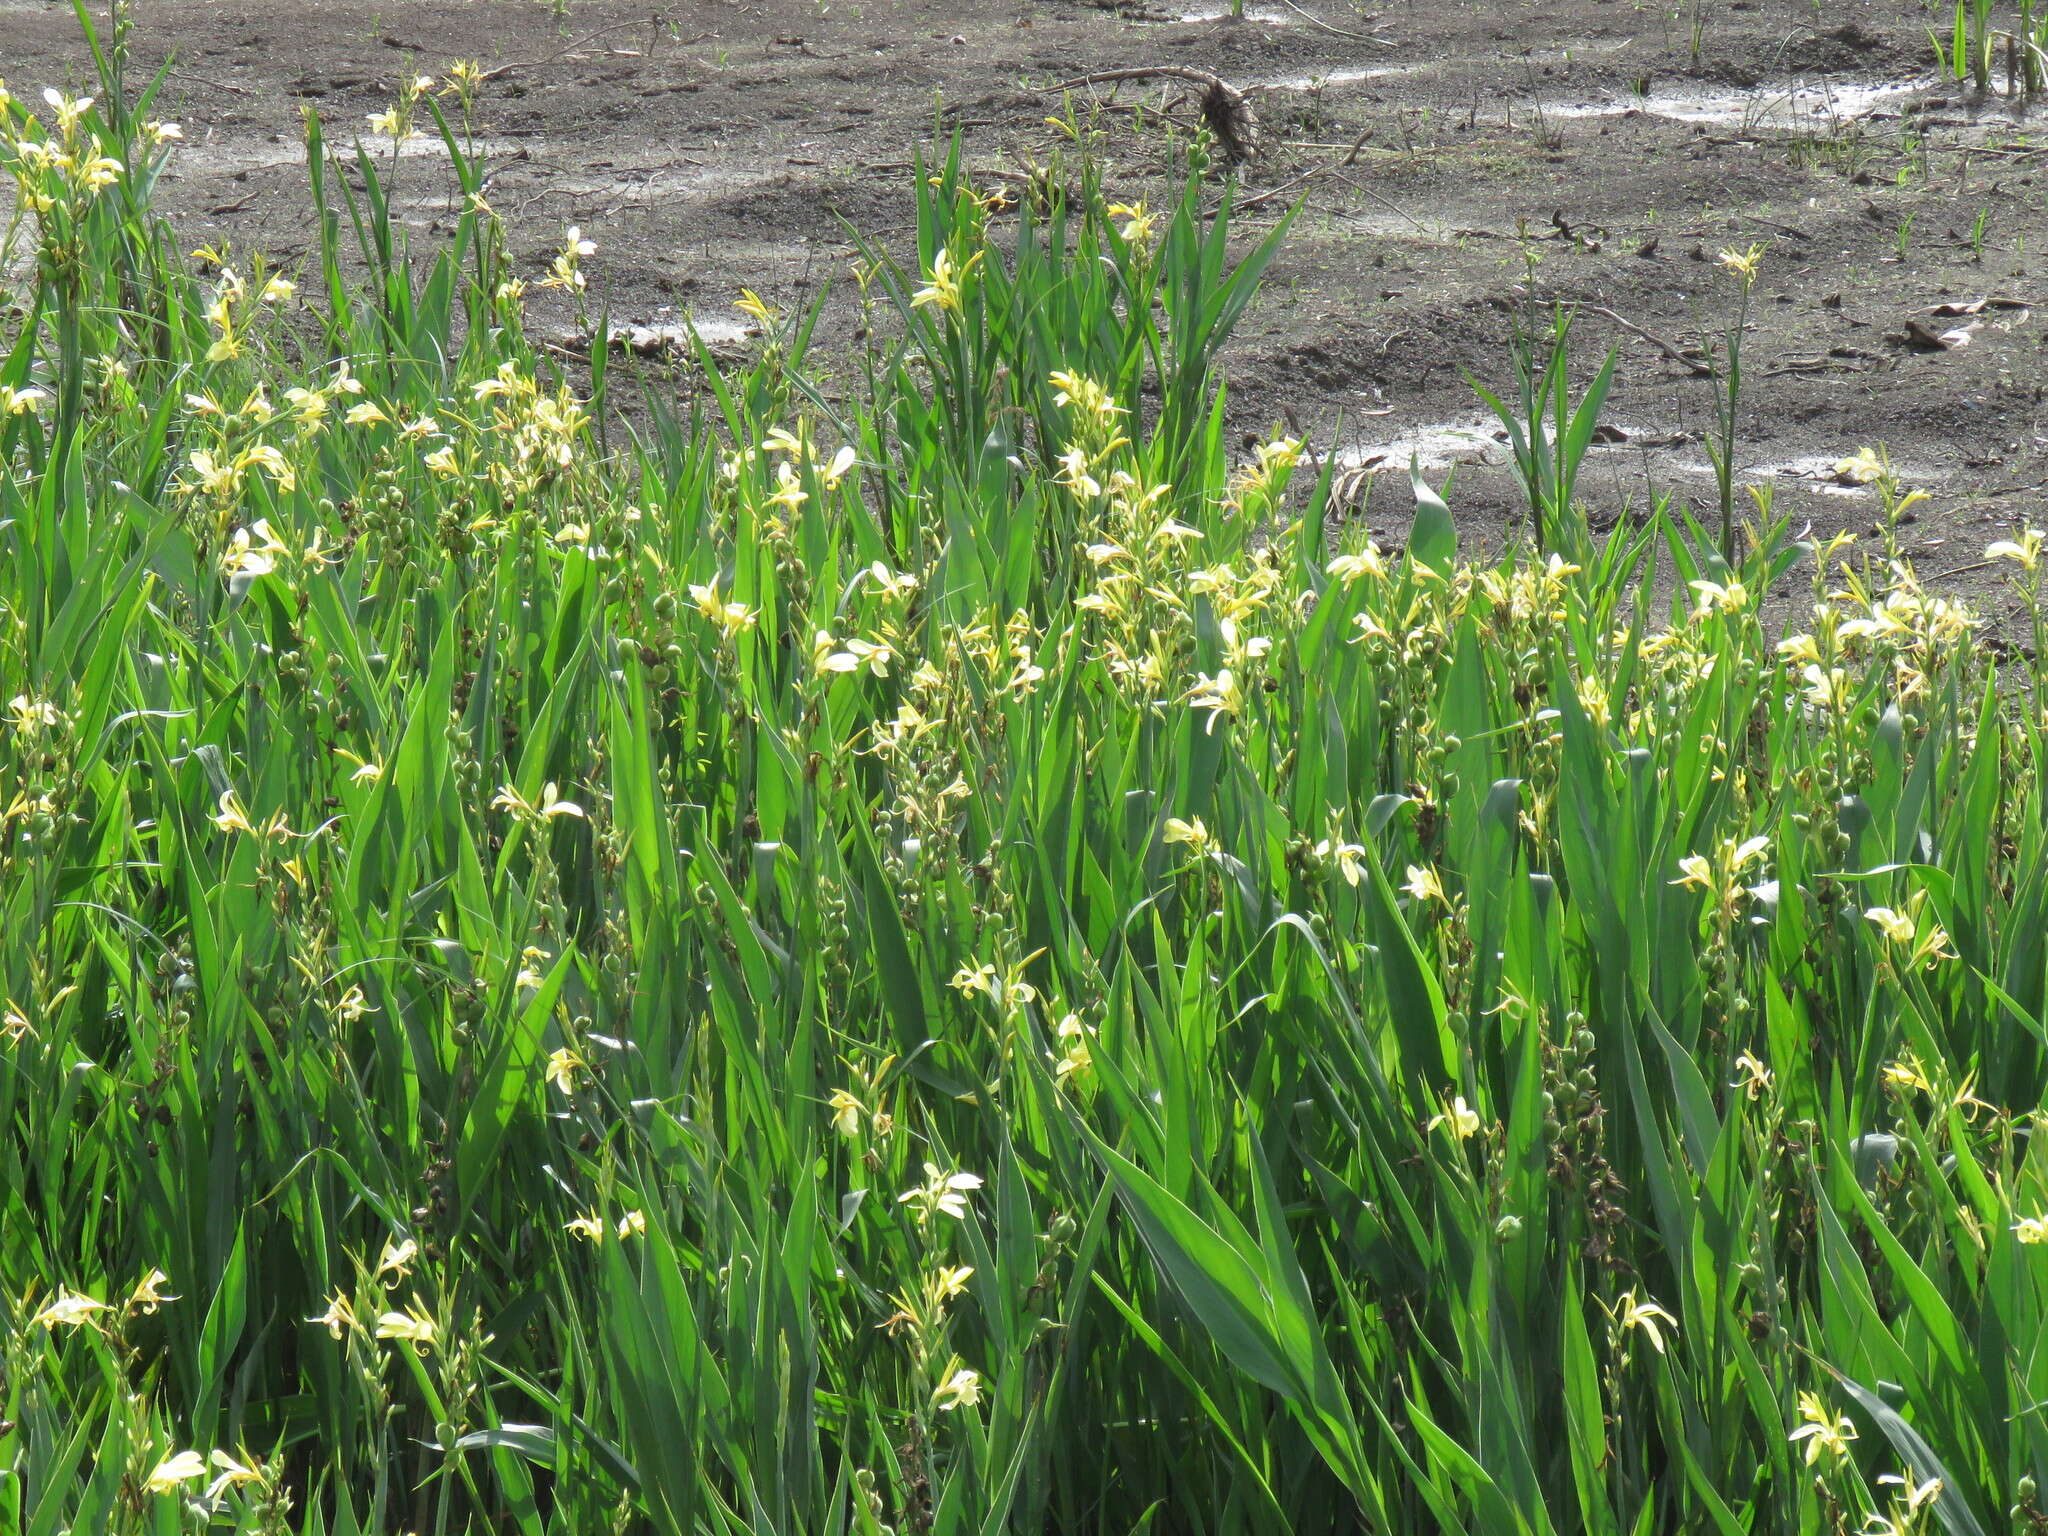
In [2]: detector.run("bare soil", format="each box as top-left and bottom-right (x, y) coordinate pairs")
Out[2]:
(8, 0), (2047, 616)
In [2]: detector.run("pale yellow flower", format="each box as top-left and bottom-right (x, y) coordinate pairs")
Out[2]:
(897, 1162), (983, 1224)
(308, 1291), (357, 1339)
(1610, 1288), (1677, 1353)
(1716, 242), (1765, 282)
(375, 1236), (417, 1284)
(933, 1366), (983, 1410)
(1106, 200), (1155, 246)
(1403, 864), (1448, 906)
(1184, 669), (1241, 733)
(490, 781), (585, 822)
(1326, 547), (1386, 583)
(127, 1267), (178, 1314)
(1315, 837), (1366, 886)
(828, 1088), (864, 1137)
(1427, 1091), (1481, 1140)
(1054, 446), (1101, 500)
(1729, 1051), (1773, 1101)
(375, 1300), (437, 1350)
(205, 1449), (264, 1498)
(545, 1046), (587, 1094)
(1987, 528), (2044, 571)
(910, 248), (982, 312)
(1787, 1391), (1856, 1464)
(31, 1287), (111, 1329)
(144, 1450), (208, 1495)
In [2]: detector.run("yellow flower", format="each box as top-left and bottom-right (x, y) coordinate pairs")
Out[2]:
(766, 461), (810, 514)
(564, 1211), (605, 1242)
(1427, 1091), (1482, 1140)
(344, 401), (389, 427)
(1051, 1013), (1094, 1084)
(1833, 446), (1886, 485)
(1882, 1054), (1933, 1095)
(144, 1450), (208, 1495)
(375, 1236), (418, 1284)
(1106, 200), (1155, 246)
(615, 1210), (646, 1239)
(308, 1291), (357, 1339)
(1403, 863), (1448, 906)
(897, 1162), (984, 1224)
(948, 963), (999, 999)
(205, 1449), (264, 1498)
(31, 1286), (111, 1329)
(127, 1267), (179, 1314)
(1787, 1391), (1856, 1464)
(910, 247), (983, 313)
(1729, 1051), (1773, 1101)
(1048, 369), (1123, 420)
(1163, 816), (1214, 856)
(490, 781), (585, 822)
(933, 1366), (983, 1411)
(0, 384), (46, 416)
(1054, 445), (1102, 500)
(1877, 1471), (1943, 1516)
(212, 791), (256, 836)
(1184, 669), (1242, 734)
(1687, 578), (1749, 619)
(735, 288), (776, 323)
(687, 581), (759, 639)
(828, 1089), (864, 1137)
(1610, 1288), (1677, 1354)
(545, 1046), (587, 1094)
(42, 89), (95, 134)
(1314, 837), (1366, 886)
(1863, 892), (1954, 968)
(1326, 547), (1386, 583)
(374, 1300), (437, 1350)
(8, 693), (61, 733)
(1987, 528), (2044, 571)
(1775, 632), (1821, 666)
(2012, 1214), (2048, 1244)
(1716, 242), (1765, 282)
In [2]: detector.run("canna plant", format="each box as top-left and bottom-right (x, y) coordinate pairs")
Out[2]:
(7, 8), (2048, 1536)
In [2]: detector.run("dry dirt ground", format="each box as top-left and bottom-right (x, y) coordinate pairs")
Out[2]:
(7, 0), (2047, 615)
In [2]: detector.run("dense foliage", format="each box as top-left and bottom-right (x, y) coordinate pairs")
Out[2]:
(6, 18), (2048, 1536)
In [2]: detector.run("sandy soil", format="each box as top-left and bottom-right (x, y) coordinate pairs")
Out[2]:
(6, 0), (2046, 616)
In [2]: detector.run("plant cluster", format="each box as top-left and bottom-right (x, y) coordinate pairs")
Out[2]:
(6, 14), (2048, 1536)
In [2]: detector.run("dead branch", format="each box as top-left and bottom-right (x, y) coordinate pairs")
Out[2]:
(480, 16), (669, 83)
(1583, 304), (1715, 377)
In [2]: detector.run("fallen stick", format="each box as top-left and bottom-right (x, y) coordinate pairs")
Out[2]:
(1583, 304), (1714, 376)
(1265, 0), (1397, 45)
(481, 16), (668, 83)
